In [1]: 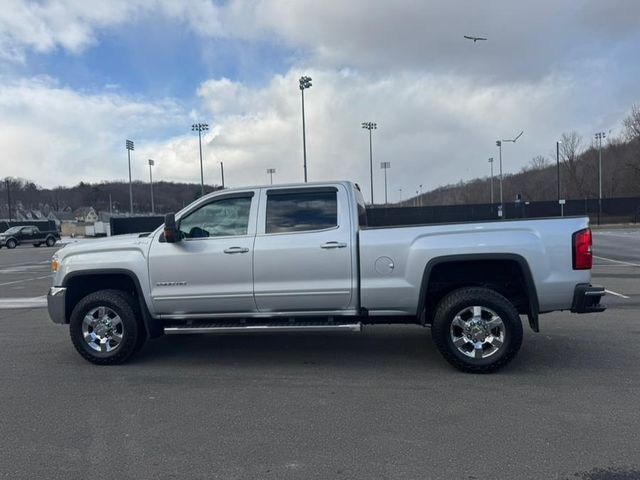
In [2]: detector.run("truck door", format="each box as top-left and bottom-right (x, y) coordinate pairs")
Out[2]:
(148, 191), (258, 315)
(252, 185), (355, 313)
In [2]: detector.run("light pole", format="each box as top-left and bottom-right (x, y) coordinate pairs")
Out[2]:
(267, 168), (276, 185)
(125, 139), (134, 215)
(488, 157), (494, 204)
(220, 161), (225, 189)
(299, 75), (312, 182)
(148, 159), (155, 214)
(496, 131), (523, 218)
(5, 179), (12, 222)
(380, 162), (390, 205)
(419, 184), (423, 207)
(595, 132), (606, 224)
(556, 140), (562, 206)
(362, 122), (377, 204)
(192, 123), (209, 196)
(398, 188), (403, 203)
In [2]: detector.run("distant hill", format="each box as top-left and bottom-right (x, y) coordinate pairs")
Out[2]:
(402, 105), (640, 206)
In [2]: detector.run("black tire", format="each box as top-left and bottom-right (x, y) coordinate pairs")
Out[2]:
(431, 287), (523, 374)
(46, 237), (56, 247)
(6, 239), (16, 249)
(69, 289), (143, 365)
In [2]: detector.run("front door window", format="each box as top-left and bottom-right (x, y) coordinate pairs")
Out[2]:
(179, 197), (252, 239)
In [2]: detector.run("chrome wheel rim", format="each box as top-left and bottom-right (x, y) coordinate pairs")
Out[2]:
(449, 305), (506, 359)
(82, 306), (124, 353)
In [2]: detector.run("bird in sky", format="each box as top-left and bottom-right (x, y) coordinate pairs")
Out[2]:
(464, 35), (487, 42)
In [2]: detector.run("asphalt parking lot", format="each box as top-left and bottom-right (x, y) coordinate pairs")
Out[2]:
(1, 230), (639, 480)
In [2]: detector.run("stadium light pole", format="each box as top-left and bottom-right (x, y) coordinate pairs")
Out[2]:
(496, 141), (503, 211)
(398, 188), (403, 203)
(380, 162), (390, 205)
(148, 159), (155, 214)
(489, 157), (495, 204)
(299, 76), (312, 182)
(5, 179), (12, 222)
(362, 122), (377, 204)
(595, 132), (606, 224)
(125, 139), (134, 215)
(496, 130), (523, 218)
(191, 123), (209, 195)
(556, 140), (562, 203)
(267, 168), (276, 185)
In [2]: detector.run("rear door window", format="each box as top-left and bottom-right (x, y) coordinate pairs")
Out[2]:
(266, 190), (337, 234)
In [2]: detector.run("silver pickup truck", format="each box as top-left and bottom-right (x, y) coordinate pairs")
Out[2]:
(47, 181), (605, 372)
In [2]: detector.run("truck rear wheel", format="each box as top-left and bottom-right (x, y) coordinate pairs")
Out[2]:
(46, 237), (56, 247)
(69, 289), (143, 365)
(431, 287), (523, 373)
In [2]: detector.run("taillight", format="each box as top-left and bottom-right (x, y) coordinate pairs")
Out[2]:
(572, 228), (592, 270)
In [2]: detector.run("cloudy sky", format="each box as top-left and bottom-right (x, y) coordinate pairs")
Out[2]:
(1, 0), (639, 203)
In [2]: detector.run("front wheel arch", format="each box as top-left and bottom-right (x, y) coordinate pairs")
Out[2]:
(63, 270), (162, 340)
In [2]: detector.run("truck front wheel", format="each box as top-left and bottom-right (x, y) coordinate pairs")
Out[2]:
(431, 287), (523, 373)
(69, 289), (143, 365)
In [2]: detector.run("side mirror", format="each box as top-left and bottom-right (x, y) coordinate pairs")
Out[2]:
(164, 213), (180, 243)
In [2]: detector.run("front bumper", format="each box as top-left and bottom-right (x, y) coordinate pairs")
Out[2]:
(47, 287), (67, 324)
(571, 284), (606, 313)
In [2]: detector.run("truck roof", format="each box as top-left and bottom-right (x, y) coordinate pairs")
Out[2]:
(200, 180), (357, 198)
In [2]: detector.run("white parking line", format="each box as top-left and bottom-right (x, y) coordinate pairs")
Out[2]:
(0, 275), (52, 287)
(605, 289), (630, 299)
(593, 255), (640, 267)
(0, 296), (47, 309)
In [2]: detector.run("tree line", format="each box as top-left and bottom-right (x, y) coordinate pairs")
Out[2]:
(0, 179), (222, 216)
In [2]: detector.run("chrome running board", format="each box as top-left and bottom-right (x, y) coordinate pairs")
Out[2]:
(164, 323), (362, 335)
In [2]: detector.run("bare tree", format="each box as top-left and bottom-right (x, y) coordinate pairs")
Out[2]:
(560, 131), (587, 197)
(622, 104), (640, 190)
(528, 155), (550, 171)
(622, 103), (640, 141)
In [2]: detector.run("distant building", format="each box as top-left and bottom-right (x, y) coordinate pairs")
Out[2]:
(73, 207), (98, 223)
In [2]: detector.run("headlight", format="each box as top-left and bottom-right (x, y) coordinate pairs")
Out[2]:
(52, 254), (60, 272)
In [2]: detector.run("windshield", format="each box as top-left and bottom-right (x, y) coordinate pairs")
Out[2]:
(3, 227), (21, 235)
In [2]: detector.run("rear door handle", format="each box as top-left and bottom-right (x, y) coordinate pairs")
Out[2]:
(320, 241), (347, 249)
(223, 246), (249, 254)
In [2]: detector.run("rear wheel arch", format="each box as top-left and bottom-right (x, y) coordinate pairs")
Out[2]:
(417, 254), (540, 331)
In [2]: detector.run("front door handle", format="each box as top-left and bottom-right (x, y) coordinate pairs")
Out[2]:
(320, 241), (347, 249)
(223, 246), (249, 254)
